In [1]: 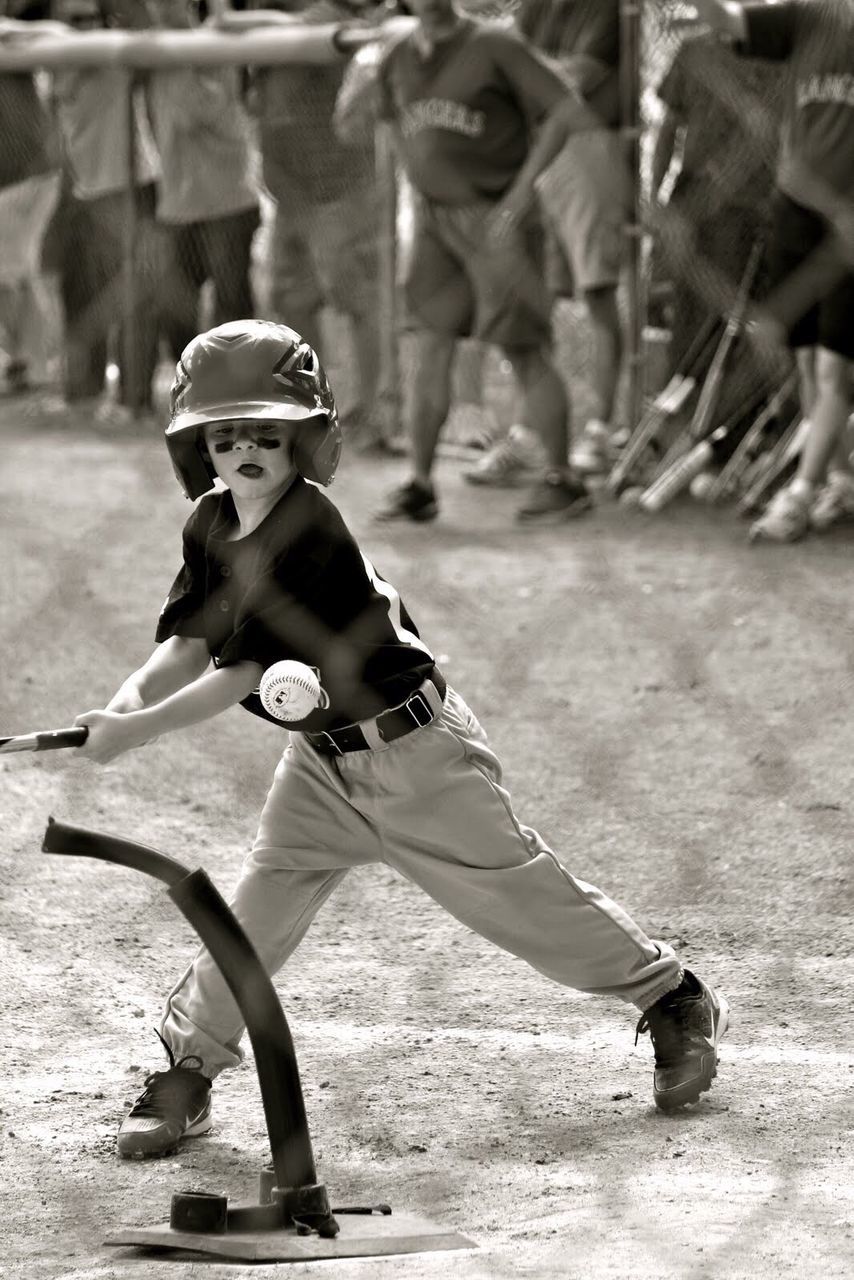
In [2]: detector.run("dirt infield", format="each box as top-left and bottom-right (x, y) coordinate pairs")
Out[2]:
(2, 402), (853, 1280)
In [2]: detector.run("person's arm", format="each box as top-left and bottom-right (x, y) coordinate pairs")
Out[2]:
(208, 6), (304, 30)
(651, 108), (680, 201)
(333, 39), (390, 145)
(690, 0), (748, 43)
(493, 93), (599, 228)
(485, 32), (602, 230)
(75, 658), (263, 764)
(104, 635), (212, 714)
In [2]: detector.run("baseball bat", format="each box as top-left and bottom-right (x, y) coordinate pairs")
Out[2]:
(637, 376), (779, 514)
(641, 237), (765, 491)
(707, 371), (799, 503)
(737, 414), (811, 516)
(0, 727), (88, 754)
(605, 312), (725, 495)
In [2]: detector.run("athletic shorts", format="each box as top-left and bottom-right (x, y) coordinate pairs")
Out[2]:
(402, 196), (552, 351)
(270, 185), (379, 320)
(0, 171), (61, 286)
(535, 129), (627, 294)
(763, 190), (854, 361)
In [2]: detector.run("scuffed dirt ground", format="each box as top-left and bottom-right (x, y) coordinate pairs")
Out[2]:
(2, 401), (854, 1280)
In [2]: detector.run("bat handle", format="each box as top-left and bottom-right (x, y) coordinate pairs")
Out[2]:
(36, 727), (89, 751)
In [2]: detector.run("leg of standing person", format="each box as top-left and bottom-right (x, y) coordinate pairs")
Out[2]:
(463, 205), (590, 524)
(269, 203), (324, 351)
(374, 197), (470, 523)
(537, 130), (627, 478)
(119, 183), (161, 412)
(159, 220), (207, 362)
(312, 187), (386, 445)
(199, 204), (261, 327)
(750, 193), (854, 542)
(57, 187), (108, 405)
(0, 171), (61, 393)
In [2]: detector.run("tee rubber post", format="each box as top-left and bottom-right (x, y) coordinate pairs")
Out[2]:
(41, 817), (339, 1238)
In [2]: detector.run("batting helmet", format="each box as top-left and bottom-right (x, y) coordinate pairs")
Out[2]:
(166, 319), (342, 499)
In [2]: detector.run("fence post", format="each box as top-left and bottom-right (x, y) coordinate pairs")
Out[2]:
(620, 0), (645, 432)
(121, 67), (139, 416)
(374, 121), (400, 441)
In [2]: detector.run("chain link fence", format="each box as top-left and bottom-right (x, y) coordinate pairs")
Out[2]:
(0, 3), (845, 495)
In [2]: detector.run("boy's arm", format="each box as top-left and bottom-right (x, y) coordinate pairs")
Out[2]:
(76, 659), (263, 764)
(486, 33), (602, 232)
(651, 108), (680, 201)
(488, 92), (601, 233)
(333, 40), (390, 145)
(690, 0), (748, 43)
(105, 635), (212, 714)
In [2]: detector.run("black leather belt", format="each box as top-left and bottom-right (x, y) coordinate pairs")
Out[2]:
(305, 671), (446, 757)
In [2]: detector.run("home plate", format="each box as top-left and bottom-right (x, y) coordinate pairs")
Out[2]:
(105, 1211), (477, 1262)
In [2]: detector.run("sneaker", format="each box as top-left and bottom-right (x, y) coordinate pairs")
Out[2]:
(635, 970), (729, 1111)
(3, 358), (30, 395)
(515, 469), (593, 524)
(809, 470), (854, 531)
(374, 479), (438, 523)
(570, 419), (617, 476)
(463, 424), (544, 487)
(748, 484), (811, 542)
(117, 1040), (212, 1159)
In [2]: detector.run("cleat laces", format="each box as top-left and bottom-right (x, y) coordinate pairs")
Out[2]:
(126, 1030), (207, 1120)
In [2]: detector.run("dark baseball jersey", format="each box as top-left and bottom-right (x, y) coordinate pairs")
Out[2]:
(740, 0), (854, 210)
(155, 478), (435, 732)
(657, 32), (784, 208)
(376, 18), (570, 204)
(515, 0), (620, 127)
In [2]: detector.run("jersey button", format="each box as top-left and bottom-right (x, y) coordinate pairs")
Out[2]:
(220, 566), (231, 577)
(219, 600), (230, 612)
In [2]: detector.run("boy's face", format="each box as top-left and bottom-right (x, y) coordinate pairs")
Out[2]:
(203, 419), (298, 501)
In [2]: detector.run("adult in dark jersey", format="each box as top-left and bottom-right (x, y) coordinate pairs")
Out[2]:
(650, 29), (785, 427)
(335, 0), (602, 524)
(72, 319), (728, 1157)
(695, 0), (854, 543)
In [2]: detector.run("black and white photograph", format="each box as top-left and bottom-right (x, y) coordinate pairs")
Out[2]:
(1, 0), (852, 1276)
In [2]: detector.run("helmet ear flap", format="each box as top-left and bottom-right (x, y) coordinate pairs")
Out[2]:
(170, 430), (218, 500)
(293, 413), (343, 487)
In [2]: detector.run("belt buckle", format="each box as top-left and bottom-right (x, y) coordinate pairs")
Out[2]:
(404, 690), (434, 729)
(318, 730), (344, 757)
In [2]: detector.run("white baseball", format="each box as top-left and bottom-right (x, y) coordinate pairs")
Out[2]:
(259, 661), (329, 723)
(689, 471), (717, 501)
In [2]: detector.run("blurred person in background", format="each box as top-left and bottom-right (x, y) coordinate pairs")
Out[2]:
(335, 0), (601, 525)
(0, 1), (61, 394)
(48, 0), (162, 417)
(218, 0), (389, 449)
(649, 24), (785, 432)
(695, 0), (854, 544)
(146, 0), (262, 360)
(511, 0), (628, 481)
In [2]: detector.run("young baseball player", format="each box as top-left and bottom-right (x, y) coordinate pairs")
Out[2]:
(74, 319), (729, 1159)
(693, 0), (854, 542)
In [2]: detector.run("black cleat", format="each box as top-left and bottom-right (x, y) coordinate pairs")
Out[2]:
(374, 480), (439, 523)
(117, 1039), (212, 1159)
(515, 469), (593, 524)
(635, 970), (729, 1111)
